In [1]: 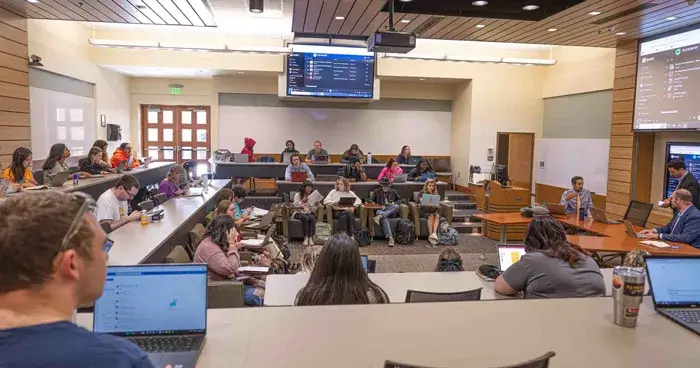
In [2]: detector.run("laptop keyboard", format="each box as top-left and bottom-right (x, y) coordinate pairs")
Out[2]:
(667, 309), (700, 324)
(127, 336), (196, 353)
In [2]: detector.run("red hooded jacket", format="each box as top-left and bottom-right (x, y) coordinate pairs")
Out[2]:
(241, 137), (256, 162)
(110, 148), (141, 168)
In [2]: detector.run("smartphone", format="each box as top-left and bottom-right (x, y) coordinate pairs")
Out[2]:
(657, 200), (665, 207)
(104, 239), (114, 253)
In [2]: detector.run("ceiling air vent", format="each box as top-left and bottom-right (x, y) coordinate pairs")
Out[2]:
(591, 3), (658, 25)
(414, 16), (445, 35)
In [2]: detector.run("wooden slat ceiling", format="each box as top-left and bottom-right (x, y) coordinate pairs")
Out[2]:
(0, 0), (215, 26)
(292, 0), (700, 48)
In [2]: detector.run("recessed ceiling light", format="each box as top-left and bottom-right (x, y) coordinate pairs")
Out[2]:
(547, 28), (557, 32)
(335, 16), (344, 20)
(616, 32), (626, 36)
(400, 19), (411, 23)
(475, 24), (486, 28)
(472, 1), (488, 6)
(588, 11), (601, 16)
(523, 5), (539, 11)
(665, 16), (677, 21)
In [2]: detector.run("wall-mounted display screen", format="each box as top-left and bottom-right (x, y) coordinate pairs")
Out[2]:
(286, 45), (375, 99)
(664, 143), (700, 198)
(635, 27), (700, 131)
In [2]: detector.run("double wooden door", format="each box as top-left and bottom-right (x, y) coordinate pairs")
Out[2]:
(141, 105), (211, 174)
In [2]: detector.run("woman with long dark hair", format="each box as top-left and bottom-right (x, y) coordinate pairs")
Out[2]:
(293, 180), (321, 245)
(494, 216), (605, 299)
(295, 233), (389, 306)
(91, 139), (111, 169)
(194, 215), (265, 306)
(397, 145), (411, 165)
(1, 147), (36, 188)
(42, 143), (90, 184)
(377, 157), (403, 182)
(78, 147), (111, 175)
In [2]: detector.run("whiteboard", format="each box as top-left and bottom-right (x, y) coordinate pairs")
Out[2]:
(537, 138), (609, 194)
(218, 105), (451, 155)
(30, 87), (95, 159)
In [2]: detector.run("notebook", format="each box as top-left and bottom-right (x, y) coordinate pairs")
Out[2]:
(93, 264), (207, 368)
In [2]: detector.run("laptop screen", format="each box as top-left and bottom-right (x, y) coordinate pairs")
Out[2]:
(94, 264), (207, 336)
(498, 245), (526, 271)
(647, 257), (700, 307)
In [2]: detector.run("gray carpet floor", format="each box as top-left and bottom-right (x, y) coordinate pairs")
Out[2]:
(288, 233), (499, 273)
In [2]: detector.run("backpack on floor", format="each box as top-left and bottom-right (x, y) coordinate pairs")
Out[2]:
(437, 221), (459, 245)
(313, 222), (332, 245)
(395, 219), (416, 245)
(354, 227), (372, 247)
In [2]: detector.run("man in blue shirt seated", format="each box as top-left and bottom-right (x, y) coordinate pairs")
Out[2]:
(0, 192), (154, 368)
(640, 189), (700, 248)
(560, 176), (593, 216)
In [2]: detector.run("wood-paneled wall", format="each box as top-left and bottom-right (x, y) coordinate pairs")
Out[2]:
(535, 183), (606, 209)
(0, 8), (29, 168)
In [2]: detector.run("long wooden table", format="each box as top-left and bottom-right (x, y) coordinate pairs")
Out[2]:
(263, 269), (645, 306)
(472, 212), (700, 256)
(277, 180), (448, 200)
(107, 179), (231, 265)
(215, 162), (413, 180)
(77, 297), (700, 367)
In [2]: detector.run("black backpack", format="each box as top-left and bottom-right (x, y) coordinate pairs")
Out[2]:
(354, 227), (372, 247)
(395, 219), (416, 245)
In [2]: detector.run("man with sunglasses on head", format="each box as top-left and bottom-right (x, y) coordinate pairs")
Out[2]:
(0, 192), (154, 367)
(96, 174), (142, 231)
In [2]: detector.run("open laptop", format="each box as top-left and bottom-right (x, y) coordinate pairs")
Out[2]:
(590, 206), (622, 224)
(337, 196), (356, 206)
(498, 244), (526, 272)
(142, 157), (153, 168)
(421, 193), (440, 206)
(244, 205), (278, 229)
(393, 174), (408, 183)
(624, 220), (644, 238)
(115, 160), (127, 173)
(646, 256), (700, 335)
(233, 153), (249, 163)
(291, 172), (308, 183)
(183, 187), (204, 197)
(241, 225), (275, 248)
(49, 171), (72, 187)
(547, 204), (568, 216)
(93, 264), (207, 368)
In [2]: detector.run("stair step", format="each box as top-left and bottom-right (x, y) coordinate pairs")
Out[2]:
(449, 201), (477, 210)
(453, 222), (484, 234)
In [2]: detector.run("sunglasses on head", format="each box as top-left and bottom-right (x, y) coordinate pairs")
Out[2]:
(58, 192), (111, 255)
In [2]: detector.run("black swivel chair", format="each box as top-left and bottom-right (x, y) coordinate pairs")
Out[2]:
(404, 288), (482, 303)
(384, 351), (556, 368)
(623, 200), (654, 227)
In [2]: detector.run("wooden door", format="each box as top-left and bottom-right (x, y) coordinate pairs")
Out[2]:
(141, 105), (211, 174)
(507, 133), (535, 190)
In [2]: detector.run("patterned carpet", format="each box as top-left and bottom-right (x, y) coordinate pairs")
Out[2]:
(288, 233), (499, 273)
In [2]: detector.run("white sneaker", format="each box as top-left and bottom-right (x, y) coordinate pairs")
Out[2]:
(429, 233), (438, 245)
(303, 237), (310, 246)
(374, 215), (381, 225)
(388, 237), (395, 247)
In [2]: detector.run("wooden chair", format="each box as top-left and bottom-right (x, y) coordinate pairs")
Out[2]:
(404, 288), (482, 303)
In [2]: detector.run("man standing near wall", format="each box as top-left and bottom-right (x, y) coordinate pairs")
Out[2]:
(662, 160), (700, 211)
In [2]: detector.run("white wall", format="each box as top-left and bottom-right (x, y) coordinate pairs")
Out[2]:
(218, 104), (451, 155)
(538, 138), (609, 194)
(543, 46), (616, 98)
(27, 20), (130, 155)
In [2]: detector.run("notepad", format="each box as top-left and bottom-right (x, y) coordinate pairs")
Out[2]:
(640, 240), (671, 248)
(240, 238), (265, 247)
(307, 190), (324, 206)
(23, 185), (49, 191)
(250, 207), (269, 218)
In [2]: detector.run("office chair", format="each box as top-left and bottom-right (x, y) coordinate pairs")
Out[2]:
(207, 281), (244, 308)
(623, 200), (654, 227)
(404, 288), (482, 303)
(498, 351), (556, 368)
(164, 245), (190, 263)
(384, 361), (441, 368)
(187, 223), (206, 256)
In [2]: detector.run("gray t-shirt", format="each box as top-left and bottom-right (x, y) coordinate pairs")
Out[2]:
(502, 251), (605, 299)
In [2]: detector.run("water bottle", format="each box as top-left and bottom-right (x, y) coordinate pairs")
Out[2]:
(612, 266), (646, 328)
(72, 173), (79, 186)
(578, 206), (585, 221)
(367, 152), (372, 164)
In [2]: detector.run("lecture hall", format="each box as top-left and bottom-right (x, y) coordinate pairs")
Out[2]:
(2, 0), (700, 367)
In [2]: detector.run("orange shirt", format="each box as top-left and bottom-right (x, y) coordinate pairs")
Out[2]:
(1, 167), (34, 184)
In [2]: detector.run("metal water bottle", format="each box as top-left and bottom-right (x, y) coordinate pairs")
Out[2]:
(578, 206), (585, 221)
(612, 266), (646, 328)
(367, 152), (372, 164)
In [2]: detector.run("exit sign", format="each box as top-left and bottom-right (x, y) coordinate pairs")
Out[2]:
(171, 87), (182, 95)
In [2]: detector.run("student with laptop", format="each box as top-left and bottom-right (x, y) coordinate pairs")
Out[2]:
(377, 157), (404, 182)
(293, 180), (322, 246)
(306, 140), (330, 163)
(407, 158), (436, 182)
(661, 160), (700, 211)
(369, 177), (404, 247)
(494, 217), (605, 299)
(194, 215), (266, 306)
(397, 145), (412, 165)
(324, 178), (361, 236)
(285, 153), (315, 182)
(96, 175), (143, 231)
(639, 189), (700, 248)
(42, 143), (90, 184)
(0, 191), (154, 368)
(435, 248), (465, 272)
(295, 233), (389, 306)
(280, 140), (299, 163)
(110, 142), (141, 168)
(560, 176), (593, 216)
(92, 139), (113, 170)
(338, 156), (367, 182)
(1, 147), (37, 188)
(158, 165), (190, 199)
(240, 137), (256, 162)
(227, 186), (253, 226)
(341, 143), (364, 163)
(417, 178), (441, 244)
(79, 147), (113, 176)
